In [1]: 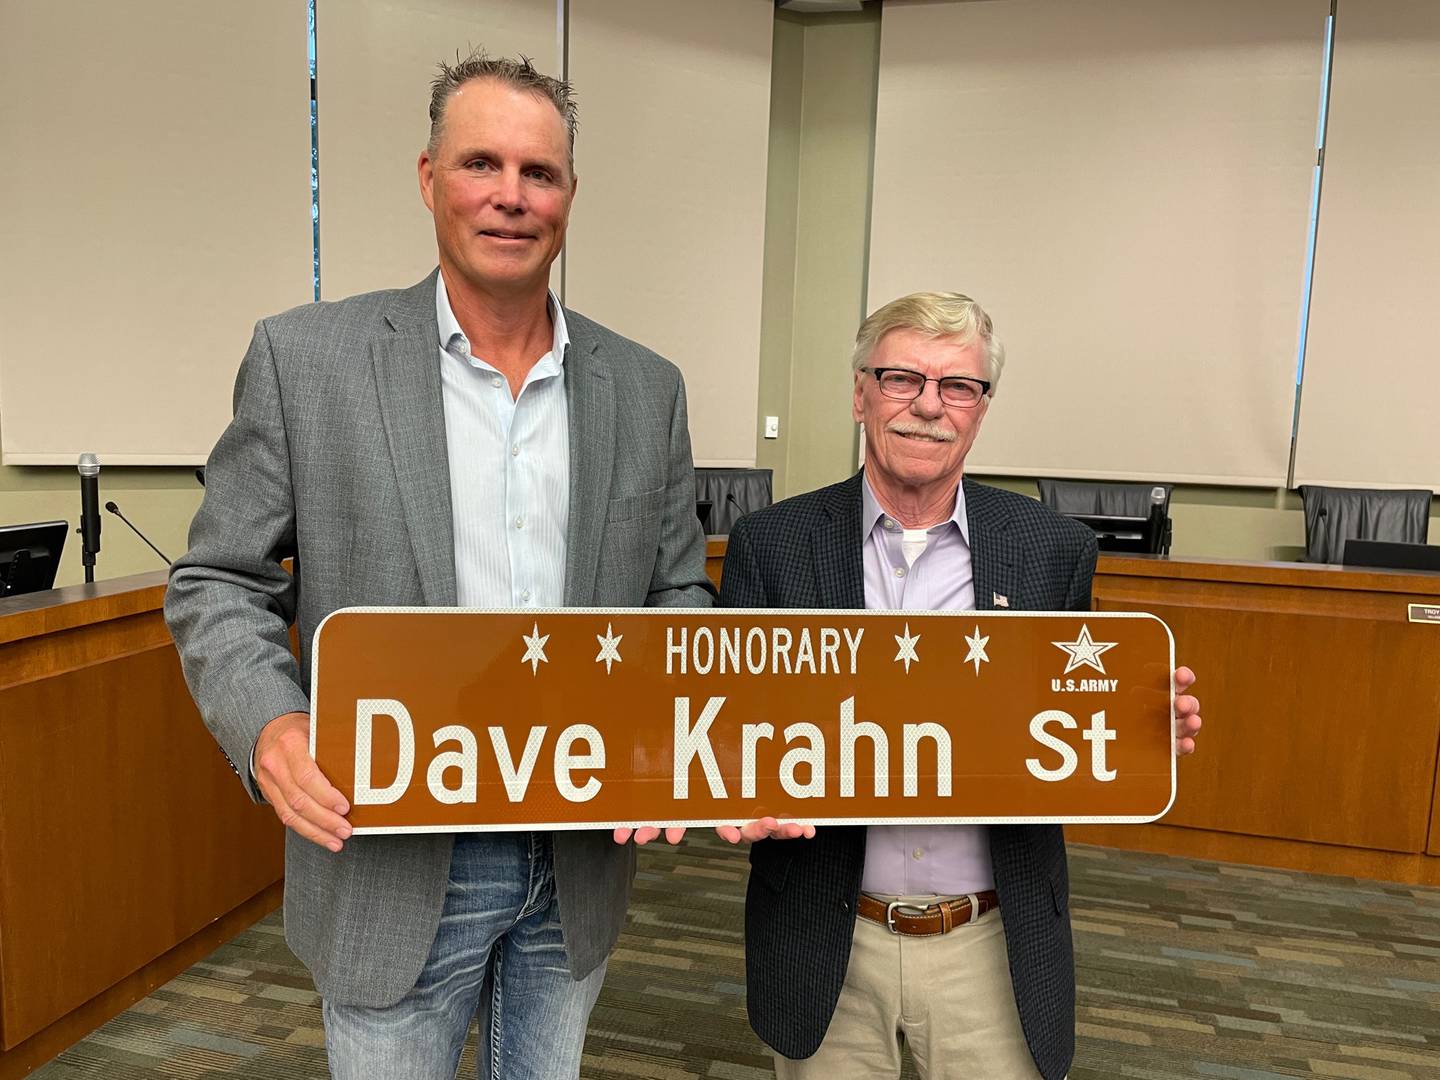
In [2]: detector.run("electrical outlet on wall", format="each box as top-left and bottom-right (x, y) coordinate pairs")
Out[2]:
(764, 416), (780, 439)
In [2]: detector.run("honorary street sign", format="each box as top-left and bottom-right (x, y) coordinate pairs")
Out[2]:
(310, 609), (1176, 833)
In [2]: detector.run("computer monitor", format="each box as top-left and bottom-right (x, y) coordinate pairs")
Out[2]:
(1064, 512), (1169, 555)
(1341, 539), (1440, 573)
(0, 520), (68, 598)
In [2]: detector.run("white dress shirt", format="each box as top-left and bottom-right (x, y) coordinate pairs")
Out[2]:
(436, 273), (570, 609)
(858, 475), (996, 897)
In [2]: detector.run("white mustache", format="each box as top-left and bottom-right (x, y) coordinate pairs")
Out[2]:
(886, 420), (957, 442)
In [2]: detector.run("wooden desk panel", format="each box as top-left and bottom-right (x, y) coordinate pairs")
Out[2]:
(1094, 594), (1437, 852)
(1092, 556), (1440, 874)
(0, 573), (284, 1062)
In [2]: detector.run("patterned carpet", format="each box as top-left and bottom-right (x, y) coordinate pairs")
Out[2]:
(33, 835), (1440, 1079)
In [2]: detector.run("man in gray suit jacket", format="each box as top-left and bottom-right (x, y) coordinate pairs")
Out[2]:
(165, 52), (711, 1079)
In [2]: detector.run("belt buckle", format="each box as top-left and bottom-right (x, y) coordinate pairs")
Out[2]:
(884, 901), (930, 934)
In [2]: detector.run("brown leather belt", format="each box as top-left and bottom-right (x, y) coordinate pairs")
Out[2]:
(857, 891), (1000, 936)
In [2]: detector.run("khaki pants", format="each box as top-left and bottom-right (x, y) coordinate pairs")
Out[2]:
(773, 897), (1045, 1080)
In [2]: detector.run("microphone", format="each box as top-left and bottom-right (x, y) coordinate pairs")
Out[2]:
(105, 501), (172, 565)
(724, 491), (748, 531)
(1146, 486), (1169, 556)
(78, 453), (101, 583)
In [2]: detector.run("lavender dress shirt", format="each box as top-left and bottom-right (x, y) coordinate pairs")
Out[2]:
(858, 475), (996, 897)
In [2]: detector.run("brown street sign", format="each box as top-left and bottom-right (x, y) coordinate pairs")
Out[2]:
(310, 609), (1176, 833)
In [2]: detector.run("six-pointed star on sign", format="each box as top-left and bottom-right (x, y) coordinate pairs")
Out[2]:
(1051, 623), (1117, 675)
(963, 625), (990, 675)
(595, 622), (623, 674)
(520, 623), (550, 675)
(893, 623), (921, 673)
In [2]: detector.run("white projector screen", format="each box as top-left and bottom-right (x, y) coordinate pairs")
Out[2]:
(565, 0), (774, 468)
(0, 0), (314, 465)
(1292, 1), (1440, 491)
(867, 0), (1329, 486)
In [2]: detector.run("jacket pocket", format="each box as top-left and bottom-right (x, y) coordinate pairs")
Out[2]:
(606, 486), (664, 524)
(749, 840), (793, 893)
(1050, 871), (1070, 917)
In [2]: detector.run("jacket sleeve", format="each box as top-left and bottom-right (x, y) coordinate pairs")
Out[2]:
(1064, 529), (1100, 612)
(645, 371), (718, 609)
(718, 517), (770, 608)
(164, 318), (310, 803)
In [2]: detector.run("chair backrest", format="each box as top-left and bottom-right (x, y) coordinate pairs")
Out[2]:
(1299, 485), (1433, 563)
(1036, 479), (1173, 518)
(694, 467), (774, 535)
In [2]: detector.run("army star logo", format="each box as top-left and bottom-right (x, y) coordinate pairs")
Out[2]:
(963, 625), (990, 675)
(521, 623), (550, 675)
(595, 623), (624, 674)
(1051, 623), (1117, 675)
(893, 623), (921, 673)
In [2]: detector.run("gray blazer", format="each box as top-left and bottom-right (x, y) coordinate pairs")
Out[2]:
(165, 271), (714, 1007)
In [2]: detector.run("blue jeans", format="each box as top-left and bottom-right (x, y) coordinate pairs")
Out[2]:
(323, 832), (605, 1079)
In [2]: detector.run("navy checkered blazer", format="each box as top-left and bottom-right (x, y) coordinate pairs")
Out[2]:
(719, 471), (1098, 1080)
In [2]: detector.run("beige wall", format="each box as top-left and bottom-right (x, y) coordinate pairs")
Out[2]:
(756, 6), (879, 502)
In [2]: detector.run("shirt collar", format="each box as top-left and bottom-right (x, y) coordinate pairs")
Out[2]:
(861, 473), (970, 545)
(434, 271), (569, 367)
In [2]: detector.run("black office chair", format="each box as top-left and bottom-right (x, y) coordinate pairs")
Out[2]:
(1036, 479), (1173, 519)
(694, 467), (773, 535)
(1036, 479), (1174, 555)
(1298, 484), (1432, 564)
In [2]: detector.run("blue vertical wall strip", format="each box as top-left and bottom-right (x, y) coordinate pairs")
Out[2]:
(310, 0), (321, 301)
(557, 0), (569, 306)
(1288, 8), (1336, 484)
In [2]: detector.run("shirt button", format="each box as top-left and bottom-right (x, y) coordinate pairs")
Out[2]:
(884, 518), (896, 530)
(521, 589), (531, 601)
(894, 567), (906, 578)
(491, 375), (503, 388)
(912, 848), (923, 860)
(515, 516), (524, 529)
(511, 445), (520, 457)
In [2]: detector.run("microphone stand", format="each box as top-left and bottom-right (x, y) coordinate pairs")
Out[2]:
(78, 453), (101, 583)
(105, 502), (172, 564)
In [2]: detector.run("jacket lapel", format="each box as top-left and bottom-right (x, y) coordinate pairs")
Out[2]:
(965, 478), (1022, 612)
(813, 473), (866, 609)
(561, 312), (614, 606)
(373, 272), (457, 606)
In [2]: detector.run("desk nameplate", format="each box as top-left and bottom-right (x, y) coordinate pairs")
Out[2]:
(311, 609), (1176, 832)
(1409, 603), (1440, 624)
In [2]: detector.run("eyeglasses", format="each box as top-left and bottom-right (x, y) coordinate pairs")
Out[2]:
(860, 367), (991, 409)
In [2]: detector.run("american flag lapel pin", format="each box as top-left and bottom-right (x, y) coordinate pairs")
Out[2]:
(993, 592), (1009, 608)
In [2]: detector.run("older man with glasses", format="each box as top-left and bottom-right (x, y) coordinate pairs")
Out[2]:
(717, 292), (1202, 1080)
